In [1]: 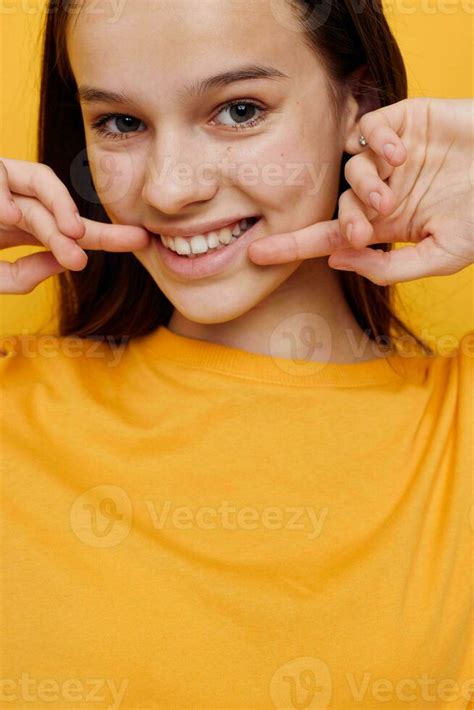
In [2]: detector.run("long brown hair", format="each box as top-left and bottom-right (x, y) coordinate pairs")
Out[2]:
(38, 0), (433, 355)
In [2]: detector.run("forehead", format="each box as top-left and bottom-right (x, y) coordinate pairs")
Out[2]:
(68, 0), (297, 41)
(67, 0), (320, 93)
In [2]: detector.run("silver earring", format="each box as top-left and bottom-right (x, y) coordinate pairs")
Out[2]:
(359, 135), (368, 147)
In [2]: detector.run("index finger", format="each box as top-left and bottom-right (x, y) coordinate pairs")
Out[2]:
(75, 218), (150, 252)
(0, 157), (85, 240)
(248, 219), (348, 265)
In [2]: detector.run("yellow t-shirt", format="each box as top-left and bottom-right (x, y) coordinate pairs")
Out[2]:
(0, 325), (472, 710)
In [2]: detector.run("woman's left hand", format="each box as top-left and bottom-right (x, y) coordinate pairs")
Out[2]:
(248, 97), (474, 285)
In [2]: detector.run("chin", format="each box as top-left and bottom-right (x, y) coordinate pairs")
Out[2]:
(168, 300), (254, 325)
(134, 249), (303, 325)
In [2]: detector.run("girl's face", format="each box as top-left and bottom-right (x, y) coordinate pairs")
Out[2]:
(68, 0), (353, 324)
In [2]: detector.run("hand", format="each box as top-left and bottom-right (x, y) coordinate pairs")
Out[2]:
(0, 157), (150, 294)
(248, 98), (474, 286)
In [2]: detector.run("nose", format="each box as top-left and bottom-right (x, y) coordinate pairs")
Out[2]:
(141, 130), (218, 213)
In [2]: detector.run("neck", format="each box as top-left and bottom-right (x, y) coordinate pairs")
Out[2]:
(167, 259), (395, 364)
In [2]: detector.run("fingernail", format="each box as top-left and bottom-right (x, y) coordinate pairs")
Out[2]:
(383, 143), (395, 159)
(369, 191), (381, 210)
(74, 244), (87, 257)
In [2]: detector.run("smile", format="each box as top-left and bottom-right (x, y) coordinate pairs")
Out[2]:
(160, 217), (260, 258)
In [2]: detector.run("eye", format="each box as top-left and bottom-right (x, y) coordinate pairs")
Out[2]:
(90, 113), (146, 140)
(90, 100), (269, 141)
(210, 100), (268, 131)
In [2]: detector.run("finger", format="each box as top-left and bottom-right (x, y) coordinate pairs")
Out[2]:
(0, 161), (23, 224)
(337, 189), (375, 246)
(358, 100), (409, 165)
(328, 237), (469, 285)
(13, 194), (88, 271)
(0, 157), (85, 239)
(347, 146), (395, 182)
(0, 250), (66, 295)
(1, 217), (150, 260)
(75, 218), (150, 251)
(344, 150), (396, 215)
(248, 219), (348, 265)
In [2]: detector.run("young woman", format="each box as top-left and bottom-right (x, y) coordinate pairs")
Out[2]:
(0, 1), (472, 708)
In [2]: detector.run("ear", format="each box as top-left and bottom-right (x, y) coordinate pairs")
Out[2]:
(341, 64), (381, 154)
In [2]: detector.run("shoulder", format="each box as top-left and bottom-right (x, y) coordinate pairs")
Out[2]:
(437, 330), (474, 385)
(0, 333), (134, 441)
(451, 330), (474, 408)
(455, 330), (474, 374)
(426, 330), (474, 424)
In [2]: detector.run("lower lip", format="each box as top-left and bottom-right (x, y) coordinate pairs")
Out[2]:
(150, 218), (262, 280)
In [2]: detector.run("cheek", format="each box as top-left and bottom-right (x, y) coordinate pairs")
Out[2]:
(229, 126), (341, 227)
(85, 145), (144, 216)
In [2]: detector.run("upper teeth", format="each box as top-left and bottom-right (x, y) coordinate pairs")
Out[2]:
(160, 219), (252, 255)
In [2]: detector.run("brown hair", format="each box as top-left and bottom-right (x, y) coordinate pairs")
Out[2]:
(38, 0), (433, 355)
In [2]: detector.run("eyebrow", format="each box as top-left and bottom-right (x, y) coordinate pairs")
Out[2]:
(76, 64), (290, 105)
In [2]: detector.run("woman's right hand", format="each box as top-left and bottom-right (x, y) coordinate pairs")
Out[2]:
(0, 157), (150, 294)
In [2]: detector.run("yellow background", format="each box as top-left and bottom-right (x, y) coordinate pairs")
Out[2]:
(1, 0), (473, 348)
